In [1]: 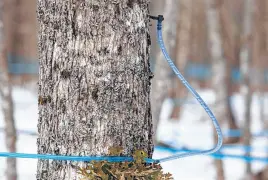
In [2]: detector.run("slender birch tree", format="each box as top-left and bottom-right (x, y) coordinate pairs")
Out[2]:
(37, 0), (153, 179)
(0, 0), (17, 179)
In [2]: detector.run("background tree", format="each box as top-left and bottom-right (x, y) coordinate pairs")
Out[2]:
(206, 0), (226, 179)
(171, 0), (193, 119)
(219, 0), (241, 144)
(250, 0), (268, 179)
(36, 0), (153, 179)
(240, 0), (254, 176)
(0, 0), (17, 179)
(3, 0), (38, 85)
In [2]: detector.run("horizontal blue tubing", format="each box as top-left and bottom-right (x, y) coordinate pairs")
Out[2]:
(0, 152), (136, 163)
(0, 146), (267, 164)
(155, 146), (268, 164)
(7, 54), (39, 74)
(5, 54), (268, 84)
(222, 145), (268, 152)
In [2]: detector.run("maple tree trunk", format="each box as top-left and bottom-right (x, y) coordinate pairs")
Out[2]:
(36, 1), (153, 179)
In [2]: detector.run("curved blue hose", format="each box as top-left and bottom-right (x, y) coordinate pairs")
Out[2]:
(0, 16), (222, 164)
(154, 17), (223, 163)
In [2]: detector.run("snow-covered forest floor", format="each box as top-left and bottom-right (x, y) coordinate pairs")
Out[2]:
(0, 87), (267, 179)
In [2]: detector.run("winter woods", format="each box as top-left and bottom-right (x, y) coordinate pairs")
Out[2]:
(0, 0), (268, 179)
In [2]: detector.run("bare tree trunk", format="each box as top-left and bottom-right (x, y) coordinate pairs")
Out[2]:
(151, 0), (177, 142)
(250, 1), (268, 179)
(240, 0), (254, 176)
(263, 0), (268, 129)
(206, 0), (226, 179)
(171, 0), (192, 119)
(252, 1), (268, 178)
(10, 0), (37, 58)
(190, 0), (208, 65)
(0, 0), (17, 179)
(3, 0), (38, 85)
(219, 0), (241, 144)
(37, 1), (153, 179)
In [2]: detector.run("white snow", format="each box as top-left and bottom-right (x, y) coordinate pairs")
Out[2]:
(0, 87), (37, 180)
(155, 89), (268, 180)
(0, 87), (267, 179)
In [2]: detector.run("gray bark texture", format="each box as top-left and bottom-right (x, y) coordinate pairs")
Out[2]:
(36, 0), (153, 179)
(151, 0), (177, 141)
(206, 0), (226, 179)
(0, 0), (17, 180)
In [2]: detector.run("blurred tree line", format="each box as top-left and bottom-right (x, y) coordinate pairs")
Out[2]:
(150, 0), (268, 179)
(0, 0), (37, 179)
(4, 0), (37, 85)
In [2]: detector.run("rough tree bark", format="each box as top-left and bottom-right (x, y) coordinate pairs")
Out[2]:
(151, 0), (177, 141)
(240, 0), (253, 176)
(37, 0), (153, 179)
(206, 0), (226, 179)
(0, 0), (17, 179)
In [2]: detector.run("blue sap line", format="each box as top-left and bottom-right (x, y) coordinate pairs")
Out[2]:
(222, 145), (268, 153)
(155, 146), (268, 164)
(1, 146), (267, 164)
(6, 15), (266, 164)
(0, 152), (135, 163)
(154, 16), (223, 163)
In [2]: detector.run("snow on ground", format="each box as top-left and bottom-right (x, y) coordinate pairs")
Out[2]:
(0, 87), (37, 180)
(156, 89), (268, 180)
(0, 87), (267, 179)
